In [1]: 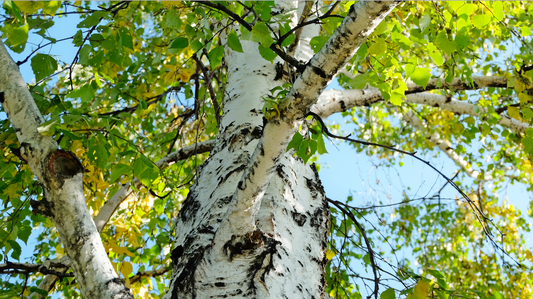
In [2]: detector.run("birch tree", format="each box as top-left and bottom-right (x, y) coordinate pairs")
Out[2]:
(1, 1), (532, 299)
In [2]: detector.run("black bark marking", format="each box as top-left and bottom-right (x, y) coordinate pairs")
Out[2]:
(44, 150), (83, 188)
(30, 198), (54, 217)
(274, 62), (283, 81)
(218, 164), (246, 185)
(310, 65), (327, 79)
(171, 244), (209, 299)
(224, 230), (264, 261)
(0, 92), (4, 103)
(291, 211), (307, 226)
(215, 282), (226, 287)
(339, 100), (347, 111)
(171, 245), (183, 263)
(251, 126), (263, 139)
(179, 192), (201, 222)
(197, 224), (216, 235)
(246, 232), (280, 295)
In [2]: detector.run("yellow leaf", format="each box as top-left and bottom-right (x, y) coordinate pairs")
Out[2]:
(179, 68), (194, 82)
(15, 1), (44, 14)
(508, 106), (523, 121)
(407, 279), (431, 299)
(525, 249), (533, 262)
(120, 261), (133, 277)
(326, 248), (336, 260)
(43, 1), (62, 15)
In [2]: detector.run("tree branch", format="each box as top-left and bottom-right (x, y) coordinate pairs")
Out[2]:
(129, 267), (169, 284)
(403, 111), (493, 180)
(0, 261), (73, 278)
(220, 1), (399, 236)
(314, 88), (531, 133)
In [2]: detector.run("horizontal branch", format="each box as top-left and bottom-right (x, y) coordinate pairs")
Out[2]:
(403, 111), (493, 181)
(130, 267), (169, 284)
(405, 93), (530, 133)
(314, 86), (530, 133)
(314, 76), (510, 118)
(0, 260), (72, 277)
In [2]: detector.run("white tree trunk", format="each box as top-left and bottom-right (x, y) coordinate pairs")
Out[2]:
(166, 2), (398, 298)
(0, 42), (132, 298)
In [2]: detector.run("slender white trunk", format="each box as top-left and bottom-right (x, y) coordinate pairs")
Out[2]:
(165, 24), (330, 297)
(0, 41), (132, 299)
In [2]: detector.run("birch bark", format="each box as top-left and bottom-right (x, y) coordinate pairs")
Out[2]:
(0, 41), (133, 299)
(165, 1), (398, 298)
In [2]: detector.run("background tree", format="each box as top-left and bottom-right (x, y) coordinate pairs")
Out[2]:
(0, 1), (532, 299)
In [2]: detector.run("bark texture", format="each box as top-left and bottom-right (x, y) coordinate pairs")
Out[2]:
(165, 2), (398, 298)
(0, 41), (133, 299)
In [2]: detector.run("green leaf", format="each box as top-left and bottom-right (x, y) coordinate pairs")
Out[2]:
(348, 73), (371, 89)
(208, 45), (225, 68)
(390, 92), (405, 106)
(367, 38), (387, 55)
(9, 22), (29, 48)
(391, 32), (412, 50)
(43, 1), (62, 15)
(73, 30), (83, 46)
(134, 155), (159, 187)
(411, 68), (431, 89)
(3, 1), (23, 23)
(78, 44), (91, 65)
(426, 43), (443, 66)
(251, 22), (274, 47)
(154, 199), (165, 215)
(31, 53), (58, 82)
(523, 107), (533, 120)
(317, 134), (328, 155)
(405, 63), (416, 78)
(471, 14), (492, 29)
(18, 221), (32, 244)
(434, 32), (457, 55)
(37, 116), (60, 137)
(381, 288), (396, 299)
(29, 287), (49, 296)
(7, 240), (21, 260)
(258, 44), (277, 62)
(523, 136), (533, 154)
(119, 27), (133, 50)
(227, 30), (244, 53)
(169, 37), (189, 50)
(419, 13), (431, 33)
(95, 142), (109, 169)
(492, 2), (504, 21)
(163, 8), (182, 29)
(520, 26), (532, 37)
(297, 139), (317, 164)
(309, 35), (329, 54)
(110, 164), (131, 183)
(287, 131), (304, 152)
(77, 11), (103, 28)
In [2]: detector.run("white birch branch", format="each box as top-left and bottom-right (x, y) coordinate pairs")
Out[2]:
(31, 140), (215, 298)
(222, 1), (399, 235)
(314, 89), (530, 133)
(403, 111), (492, 180)
(0, 41), (132, 299)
